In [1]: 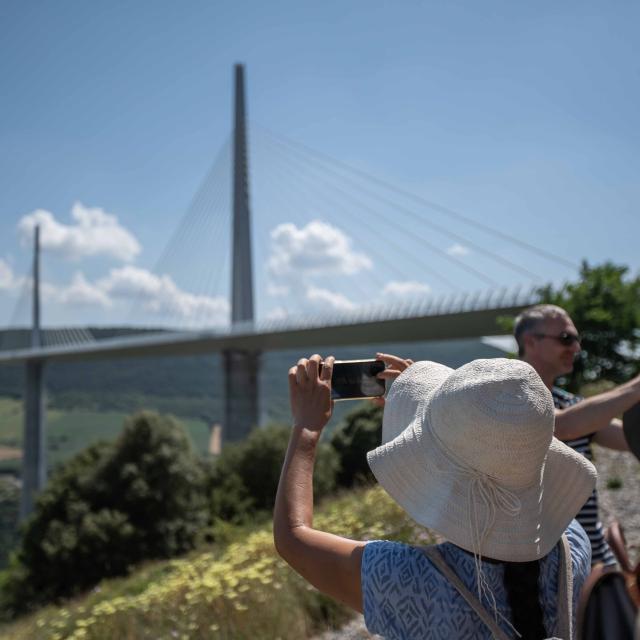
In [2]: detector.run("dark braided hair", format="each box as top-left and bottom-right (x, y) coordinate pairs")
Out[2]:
(504, 560), (547, 640)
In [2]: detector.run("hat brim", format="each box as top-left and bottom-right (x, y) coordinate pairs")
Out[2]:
(368, 426), (596, 562)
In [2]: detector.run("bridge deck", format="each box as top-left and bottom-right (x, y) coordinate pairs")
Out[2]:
(0, 304), (526, 364)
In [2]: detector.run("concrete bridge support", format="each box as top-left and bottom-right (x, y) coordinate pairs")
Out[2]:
(20, 225), (46, 519)
(223, 349), (260, 442)
(21, 360), (46, 518)
(223, 64), (260, 442)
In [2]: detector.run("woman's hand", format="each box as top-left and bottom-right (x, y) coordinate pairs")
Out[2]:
(371, 352), (414, 407)
(288, 354), (334, 432)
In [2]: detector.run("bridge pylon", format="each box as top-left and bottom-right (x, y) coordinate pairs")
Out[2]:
(223, 64), (260, 442)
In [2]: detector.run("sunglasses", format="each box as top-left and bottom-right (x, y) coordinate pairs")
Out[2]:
(532, 331), (581, 347)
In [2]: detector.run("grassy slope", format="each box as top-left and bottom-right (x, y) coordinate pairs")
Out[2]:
(0, 397), (210, 474)
(0, 485), (433, 640)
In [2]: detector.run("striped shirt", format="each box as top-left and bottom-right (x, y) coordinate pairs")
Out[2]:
(552, 386), (616, 566)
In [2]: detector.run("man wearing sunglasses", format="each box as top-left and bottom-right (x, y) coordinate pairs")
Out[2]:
(515, 304), (640, 567)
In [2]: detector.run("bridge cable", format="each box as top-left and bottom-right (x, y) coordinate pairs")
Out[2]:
(171, 143), (230, 329)
(193, 141), (233, 328)
(125, 137), (231, 329)
(178, 139), (233, 329)
(252, 142), (389, 316)
(253, 135), (461, 295)
(256, 126), (579, 272)
(258, 131), (501, 288)
(259, 128), (543, 282)
(124, 139), (226, 328)
(254, 133), (406, 315)
(258, 134), (474, 290)
(158, 144), (229, 329)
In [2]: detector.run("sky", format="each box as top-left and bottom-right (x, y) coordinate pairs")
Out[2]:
(1, 0), (639, 329)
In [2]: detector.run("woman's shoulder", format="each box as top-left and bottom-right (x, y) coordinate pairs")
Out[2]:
(362, 540), (424, 574)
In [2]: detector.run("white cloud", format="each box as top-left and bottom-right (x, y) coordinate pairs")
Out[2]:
(34, 266), (229, 324)
(0, 259), (14, 290)
(265, 220), (368, 315)
(306, 286), (357, 313)
(57, 272), (112, 308)
(382, 280), (431, 298)
(98, 266), (229, 323)
(267, 220), (371, 279)
(18, 202), (141, 263)
(446, 243), (470, 257)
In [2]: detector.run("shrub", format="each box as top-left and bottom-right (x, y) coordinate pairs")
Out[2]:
(207, 424), (339, 525)
(0, 477), (20, 569)
(606, 476), (623, 490)
(330, 403), (382, 488)
(0, 412), (208, 616)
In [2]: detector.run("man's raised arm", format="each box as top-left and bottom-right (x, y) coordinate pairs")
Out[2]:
(554, 375), (640, 444)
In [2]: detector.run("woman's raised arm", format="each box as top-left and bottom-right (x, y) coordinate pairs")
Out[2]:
(273, 354), (365, 613)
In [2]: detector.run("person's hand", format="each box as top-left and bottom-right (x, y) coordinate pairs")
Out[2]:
(371, 352), (414, 407)
(288, 354), (334, 432)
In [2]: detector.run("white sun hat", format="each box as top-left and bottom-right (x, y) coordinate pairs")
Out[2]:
(367, 358), (597, 562)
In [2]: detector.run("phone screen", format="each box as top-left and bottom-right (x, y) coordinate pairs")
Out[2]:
(329, 359), (386, 401)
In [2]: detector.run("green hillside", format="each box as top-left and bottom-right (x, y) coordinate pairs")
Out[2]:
(0, 485), (432, 640)
(0, 398), (210, 475)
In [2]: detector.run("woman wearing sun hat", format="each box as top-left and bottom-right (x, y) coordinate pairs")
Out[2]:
(274, 353), (597, 639)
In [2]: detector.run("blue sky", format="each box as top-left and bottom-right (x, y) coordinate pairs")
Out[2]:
(1, 1), (639, 328)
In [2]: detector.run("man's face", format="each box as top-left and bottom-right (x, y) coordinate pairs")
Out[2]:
(525, 315), (581, 378)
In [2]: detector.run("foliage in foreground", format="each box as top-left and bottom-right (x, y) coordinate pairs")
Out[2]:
(330, 403), (382, 487)
(0, 415), (350, 620)
(0, 485), (433, 640)
(0, 412), (208, 616)
(207, 424), (339, 526)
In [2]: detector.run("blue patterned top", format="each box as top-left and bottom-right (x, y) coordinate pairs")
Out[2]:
(362, 520), (591, 639)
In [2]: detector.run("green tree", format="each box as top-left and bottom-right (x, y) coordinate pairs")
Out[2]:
(498, 262), (640, 391)
(0, 412), (208, 616)
(207, 424), (338, 526)
(330, 403), (382, 488)
(0, 478), (20, 569)
(537, 262), (640, 390)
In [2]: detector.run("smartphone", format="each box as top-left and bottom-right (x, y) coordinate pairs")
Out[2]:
(325, 359), (386, 401)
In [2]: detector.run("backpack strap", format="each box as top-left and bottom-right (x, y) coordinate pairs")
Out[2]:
(556, 534), (573, 640)
(421, 534), (573, 640)
(421, 546), (511, 640)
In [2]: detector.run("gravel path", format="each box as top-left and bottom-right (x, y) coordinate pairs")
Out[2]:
(312, 446), (640, 640)
(593, 444), (640, 563)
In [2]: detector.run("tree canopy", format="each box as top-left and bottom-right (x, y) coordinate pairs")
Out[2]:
(536, 261), (639, 389)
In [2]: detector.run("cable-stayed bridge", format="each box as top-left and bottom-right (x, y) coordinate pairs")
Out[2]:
(0, 65), (576, 516)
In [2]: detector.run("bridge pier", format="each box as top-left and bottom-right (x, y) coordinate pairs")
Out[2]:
(20, 225), (46, 519)
(222, 349), (260, 443)
(224, 64), (258, 442)
(21, 360), (46, 519)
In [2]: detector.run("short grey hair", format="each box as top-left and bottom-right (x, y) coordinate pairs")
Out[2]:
(514, 304), (570, 357)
